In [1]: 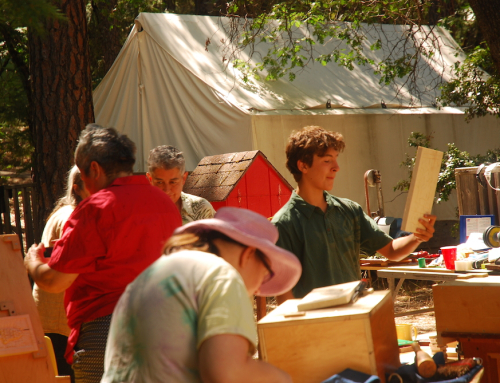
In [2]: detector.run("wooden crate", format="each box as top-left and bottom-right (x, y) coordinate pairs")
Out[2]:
(433, 276), (500, 383)
(257, 291), (400, 383)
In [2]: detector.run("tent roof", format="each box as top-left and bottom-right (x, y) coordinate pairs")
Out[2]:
(134, 13), (465, 111)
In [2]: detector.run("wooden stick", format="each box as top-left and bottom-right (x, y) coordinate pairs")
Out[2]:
(412, 342), (437, 378)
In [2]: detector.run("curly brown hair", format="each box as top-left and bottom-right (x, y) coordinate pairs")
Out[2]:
(286, 126), (345, 182)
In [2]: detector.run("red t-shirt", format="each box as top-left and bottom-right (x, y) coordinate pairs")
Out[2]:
(48, 175), (182, 362)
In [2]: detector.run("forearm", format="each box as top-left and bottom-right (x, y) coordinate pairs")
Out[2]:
(202, 356), (291, 383)
(236, 357), (292, 383)
(25, 244), (78, 293)
(27, 262), (72, 293)
(378, 235), (422, 262)
(200, 335), (292, 383)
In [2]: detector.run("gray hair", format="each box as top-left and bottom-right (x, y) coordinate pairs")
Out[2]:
(147, 145), (185, 174)
(75, 124), (136, 177)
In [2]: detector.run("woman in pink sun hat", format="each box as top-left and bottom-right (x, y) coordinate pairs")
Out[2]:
(102, 207), (301, 383)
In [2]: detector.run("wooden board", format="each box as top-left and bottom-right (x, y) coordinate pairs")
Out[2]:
(383, 265), (489, 275)
(359, 259), (413, 267)
(0, 234), (57, 383)
(377, 269), (489, 284)
(402, 147), (444, 233)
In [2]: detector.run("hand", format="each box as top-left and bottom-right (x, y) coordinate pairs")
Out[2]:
(414, 214), (437, 242)
(24, 243), (47, 274)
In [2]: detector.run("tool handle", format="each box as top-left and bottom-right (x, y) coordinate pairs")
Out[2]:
(412, 342), (436, 378)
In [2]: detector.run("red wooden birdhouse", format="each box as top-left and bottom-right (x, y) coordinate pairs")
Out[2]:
(183, 150), (293, 218)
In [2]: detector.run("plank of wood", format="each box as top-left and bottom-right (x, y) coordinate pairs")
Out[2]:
(377, 269), (488, 282)
(455, 167), (481, 216)
(384, 265), (491, 275)
(402, 147), (444, 233)
(382, 265), (456, 273)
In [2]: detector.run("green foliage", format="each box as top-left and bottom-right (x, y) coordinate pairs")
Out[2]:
(221, 0), (444, 88)
(0, 0), (64, 34)
(0, 28), (29, 125)
(395, 132), (500, 205)
(88, 0), (179, 89)
(438, 47), (500, 121)
(218, 0), (500, 120)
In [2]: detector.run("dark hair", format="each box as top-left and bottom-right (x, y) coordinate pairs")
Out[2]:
(164, 231), (243, 255)
(286, 126), (345, 182)
(75, 124), (136, 178)
(164, 230), (267, 260)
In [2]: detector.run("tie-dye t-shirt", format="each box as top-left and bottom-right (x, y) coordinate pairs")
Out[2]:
(101, 250), (257, 383)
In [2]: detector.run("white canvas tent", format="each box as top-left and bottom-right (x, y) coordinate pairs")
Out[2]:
(94, 13), (500, 219)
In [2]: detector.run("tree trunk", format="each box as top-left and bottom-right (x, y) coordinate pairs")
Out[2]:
(468, 0), (500, 74)
(28, 0), (94, 236)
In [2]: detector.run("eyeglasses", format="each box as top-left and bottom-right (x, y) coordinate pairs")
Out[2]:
(256, 250), (275, 284)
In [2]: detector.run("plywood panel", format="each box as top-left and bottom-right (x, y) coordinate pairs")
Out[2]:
(0, 234), (56, 383)
(260, 317), (372, 383)
(433, 283), (500, 339)
(402, 147), (444, 232)
(455, 167), (480, 216)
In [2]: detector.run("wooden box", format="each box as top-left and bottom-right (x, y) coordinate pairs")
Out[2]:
(433, 277), (500, 340)
(433, 276), (500, 383)
(257, 291), (400, 383)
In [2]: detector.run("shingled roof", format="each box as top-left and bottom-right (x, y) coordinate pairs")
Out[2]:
(183, 150), (293, 202)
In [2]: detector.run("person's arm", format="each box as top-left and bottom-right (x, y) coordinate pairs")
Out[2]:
(377, 214), (437, 262)
(276, 290), (295, 305)
(24, 243), (79, 293)
(199, 334), (292, 383)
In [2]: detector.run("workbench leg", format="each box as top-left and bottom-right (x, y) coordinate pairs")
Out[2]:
(388, 278), (405, 301)
(388, 277), (395, 296)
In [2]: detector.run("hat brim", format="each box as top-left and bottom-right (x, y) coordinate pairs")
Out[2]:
(175, 219), (301, 296)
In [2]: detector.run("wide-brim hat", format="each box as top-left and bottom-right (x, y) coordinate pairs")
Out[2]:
(174, 207), (301, 297)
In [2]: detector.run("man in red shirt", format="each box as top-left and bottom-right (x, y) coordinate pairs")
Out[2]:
(25, 124), (182, 383)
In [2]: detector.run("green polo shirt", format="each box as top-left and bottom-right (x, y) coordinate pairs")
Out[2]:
(272, 191), (392, 298)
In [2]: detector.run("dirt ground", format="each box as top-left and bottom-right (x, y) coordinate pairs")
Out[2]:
(392, 280), (437, 335)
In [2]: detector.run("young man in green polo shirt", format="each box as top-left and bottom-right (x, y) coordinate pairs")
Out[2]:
(272, 126), (437, 303)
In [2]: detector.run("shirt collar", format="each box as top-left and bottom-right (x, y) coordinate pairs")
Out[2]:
(180, 192), (193, 216)
(289, 190), (340, 218)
